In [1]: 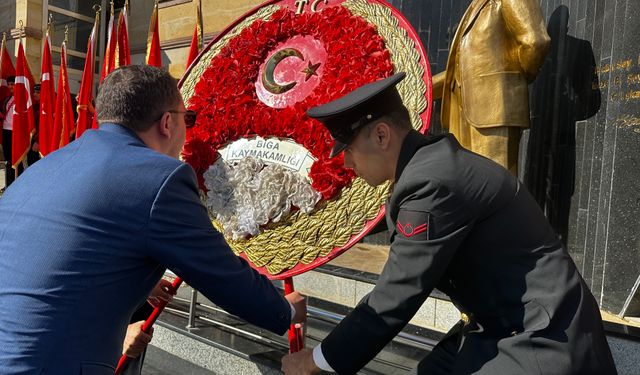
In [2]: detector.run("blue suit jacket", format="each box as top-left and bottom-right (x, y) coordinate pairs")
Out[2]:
(0, 124), (290, 374)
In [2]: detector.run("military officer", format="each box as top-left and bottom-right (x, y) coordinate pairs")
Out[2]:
(281, 73), (616, 375)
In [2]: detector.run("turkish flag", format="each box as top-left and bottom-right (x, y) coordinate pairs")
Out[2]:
(11, 41), (35, 170)
(100, 2), (118, 83)
(39, 32), (55, 156)
(117, 4), (131, 67)
(186, 0), (203, 69)
(146, 1), (161, 67)
(0, 33), (16, 126)
(51, 43), (74, 152)
(186, 26), (200, 69)
(76, 12), (100, 138)
(0, 34), (16, 145)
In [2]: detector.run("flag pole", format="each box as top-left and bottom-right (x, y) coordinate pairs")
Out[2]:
(18, 20), (24, 43)
(75, 6), (100, 138)
(38, 14), (54, 157)
(47, 13), (53, 37)
(0, 32), (4, 83)
(197, 0), (203, 50)
(14, 21), (25, 180)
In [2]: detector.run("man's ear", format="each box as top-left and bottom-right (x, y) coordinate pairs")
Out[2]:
(374, 122), (392, 149)
(157, 112), (171, 138)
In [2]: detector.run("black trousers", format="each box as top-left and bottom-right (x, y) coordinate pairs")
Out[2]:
(2, 129), (23, 188)
(410, 322), (464, 375)
(27, 148), (40, 166)
(120, 303), (155, 375)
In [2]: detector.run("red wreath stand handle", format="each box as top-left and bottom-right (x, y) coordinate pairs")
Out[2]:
(114, 277), (304, 374)
(114, 277), (182, 374)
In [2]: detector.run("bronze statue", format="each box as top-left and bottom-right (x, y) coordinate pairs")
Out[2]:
(432, 0), (550, 174)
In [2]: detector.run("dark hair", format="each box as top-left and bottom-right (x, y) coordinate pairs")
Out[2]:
(6, 76), (15, 83)
(96, 65), (181, 132)
(366, 105), (412, 134)
(382, 106), (412, 130)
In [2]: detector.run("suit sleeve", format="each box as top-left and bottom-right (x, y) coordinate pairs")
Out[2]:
(502, 0), (550, 82)
(145, 163), (290, 335)
(321, 183), (473, 375)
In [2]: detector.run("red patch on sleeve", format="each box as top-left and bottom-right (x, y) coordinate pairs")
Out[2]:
(396, 210), (430, 240)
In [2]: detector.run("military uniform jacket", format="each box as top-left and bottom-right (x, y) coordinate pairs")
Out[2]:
(321, 131), (616, 374)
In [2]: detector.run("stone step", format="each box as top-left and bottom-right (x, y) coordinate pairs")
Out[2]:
(143, 345), (217, 375)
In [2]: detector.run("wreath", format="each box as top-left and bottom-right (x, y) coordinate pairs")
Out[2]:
(179, 0), (430, 275)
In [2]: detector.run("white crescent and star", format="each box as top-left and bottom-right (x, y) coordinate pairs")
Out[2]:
(12, 76), (32, 115)
(261, 48), (321, 95)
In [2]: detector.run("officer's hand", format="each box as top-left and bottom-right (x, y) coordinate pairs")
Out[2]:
(122, 321), (153, 358)
(285, 291), (307, 324)
(281, 348), (320, 375)
(147, 278), (175, 308)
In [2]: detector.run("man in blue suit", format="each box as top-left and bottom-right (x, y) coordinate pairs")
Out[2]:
(0, 65), (306, 374)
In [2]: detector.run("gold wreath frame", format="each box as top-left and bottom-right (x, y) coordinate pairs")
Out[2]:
(181, 0), (427, 274)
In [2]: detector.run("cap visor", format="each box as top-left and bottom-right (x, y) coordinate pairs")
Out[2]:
(330, 140), (348, 158)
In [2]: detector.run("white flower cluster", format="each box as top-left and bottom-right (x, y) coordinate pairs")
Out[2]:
(203, 156), (321, 240)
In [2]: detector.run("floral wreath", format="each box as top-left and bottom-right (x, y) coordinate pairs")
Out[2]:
(180, 0), (430, 275)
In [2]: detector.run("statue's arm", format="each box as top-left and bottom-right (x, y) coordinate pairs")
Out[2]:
(502, 0), (551, 82)
(431, 71), (446, 100)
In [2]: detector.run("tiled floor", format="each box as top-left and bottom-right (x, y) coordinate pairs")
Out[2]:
(142, 345), (214, 375)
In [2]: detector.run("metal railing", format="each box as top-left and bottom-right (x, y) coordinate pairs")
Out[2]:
(164, 288), (438, 353)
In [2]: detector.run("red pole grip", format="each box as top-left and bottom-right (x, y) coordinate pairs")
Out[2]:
(284, 277), (304, 353)
(114, 277), (183, 374)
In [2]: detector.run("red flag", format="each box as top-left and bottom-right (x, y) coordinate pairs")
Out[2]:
(186, 28), (199, 70)
(146, 1), (161, 67)
(51, 42), (74, 152)
(11, 41), (35, 170)
(100, 2), (118, 82)
(39, 30), (55, 156)
(117, 0), (131, 67)
(186, 0), (203, 68)
(0, 33), (16, 144)
(76, 10), (100, 138)
(0, 33), (16, 108)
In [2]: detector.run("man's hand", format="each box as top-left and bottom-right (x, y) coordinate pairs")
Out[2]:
(282, 348), (321, 375)
(147, 278), (175, 308)
(122, 321), (153, 358)
(285, 291), (307, 324)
